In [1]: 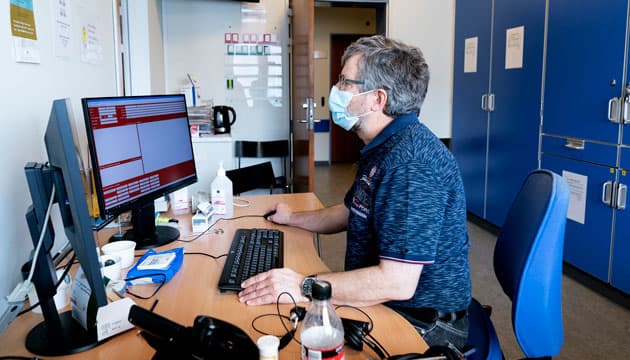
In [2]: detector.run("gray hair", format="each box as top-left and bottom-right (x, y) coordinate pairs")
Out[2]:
(341, 35), (430, 117)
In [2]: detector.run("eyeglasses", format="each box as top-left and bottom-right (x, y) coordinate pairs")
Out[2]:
(337, 74), (364, 88)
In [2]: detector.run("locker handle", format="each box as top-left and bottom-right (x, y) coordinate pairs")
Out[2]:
(602, 181), (613, 206)
(608, 97), (620, 123)
(617, 183), (627, 210)
(564, 138), (585, 150)
(488, 93), (495, 112)
(624, 96), (630, 124)
(481, 94), (488, 111)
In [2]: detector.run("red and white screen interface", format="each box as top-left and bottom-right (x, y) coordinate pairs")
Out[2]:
(85, 96), (195, 211)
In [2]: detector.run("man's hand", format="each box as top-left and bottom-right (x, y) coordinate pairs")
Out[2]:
(265, 203), (293, 225)
(238, 268), (309, 306)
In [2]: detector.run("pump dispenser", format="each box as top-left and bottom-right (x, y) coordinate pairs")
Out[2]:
(211, 161), (233, 219)
(300, 280), (345, 360)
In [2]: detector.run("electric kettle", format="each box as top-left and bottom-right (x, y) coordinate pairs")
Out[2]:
(212, 105), (236, 134)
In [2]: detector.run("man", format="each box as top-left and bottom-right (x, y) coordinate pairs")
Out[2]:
(239, 35), (471, 349)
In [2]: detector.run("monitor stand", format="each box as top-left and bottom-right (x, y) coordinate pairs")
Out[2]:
(26, 311), (100, 356)
(109, 201), (179, 249)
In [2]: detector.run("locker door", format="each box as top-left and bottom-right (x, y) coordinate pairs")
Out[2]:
(543, 0), (627, 144)
(485, 0), (546, 227)
(452, 0), (493, 218)
(542, 154), (615, 282)
(611, 168), (630, 294)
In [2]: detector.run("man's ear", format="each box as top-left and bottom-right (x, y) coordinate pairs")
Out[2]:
(373, 89), (388, 111)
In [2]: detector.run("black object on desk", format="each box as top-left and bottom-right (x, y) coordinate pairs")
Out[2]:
(128, 305), (257, 359)
(218, 228), (284, 292)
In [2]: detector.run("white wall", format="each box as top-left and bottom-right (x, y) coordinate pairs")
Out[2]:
(0, 1), (117, 298)
(388, 0), (455, 139)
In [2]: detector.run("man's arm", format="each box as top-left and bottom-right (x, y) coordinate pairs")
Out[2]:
(268, 203), (349, 234)
(238, 259), (423, 307)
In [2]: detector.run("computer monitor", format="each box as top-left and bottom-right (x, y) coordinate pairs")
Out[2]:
(82, 95), (197, 249)
(23, 99), (108, 355)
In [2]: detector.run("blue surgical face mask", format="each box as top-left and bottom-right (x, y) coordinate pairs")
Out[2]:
(328, 86), (374, 131)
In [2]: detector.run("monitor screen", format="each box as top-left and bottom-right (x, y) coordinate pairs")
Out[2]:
(83, 95), (197, 248)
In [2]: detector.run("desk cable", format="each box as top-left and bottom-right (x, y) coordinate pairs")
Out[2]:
(251, 292), (305, 349)
(17, 253), (76, 317)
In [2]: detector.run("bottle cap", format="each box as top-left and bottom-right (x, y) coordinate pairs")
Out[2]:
(311, 279), (332, 300)
(217, 161), (226, 176)
(257, 334), (279, 360)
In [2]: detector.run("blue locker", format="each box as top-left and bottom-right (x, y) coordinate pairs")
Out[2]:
(611, 168), (630, 293)
(452, 0), (493, 219)
(543, 0), (627, 144)
(485, 0), (546, 226)
(452, 0), (545, 226)
(541, 154), (615, 282)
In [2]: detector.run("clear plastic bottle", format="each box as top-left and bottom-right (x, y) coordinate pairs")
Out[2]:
(210, 161), (233, 219)
(300, 280), (345, 360)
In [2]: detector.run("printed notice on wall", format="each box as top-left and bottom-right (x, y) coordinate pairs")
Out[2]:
(80, 21), (102, 65)
(562, 170), (587, 224)
(53, 0), (73, 58)
(505, 26), (524, 69)
(464, 37), (478, 73)
(10, 0), (40, 63)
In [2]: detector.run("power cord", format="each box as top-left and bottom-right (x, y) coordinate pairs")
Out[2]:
(17, 253), (77, 316)
(124, 273), (167, 300)
(251, 292), (306, 349)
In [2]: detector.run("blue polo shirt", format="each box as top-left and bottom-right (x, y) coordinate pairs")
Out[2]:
(343, 113), (471, 312)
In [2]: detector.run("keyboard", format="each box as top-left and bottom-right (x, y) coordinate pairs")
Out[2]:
(218, 228), (284, 292)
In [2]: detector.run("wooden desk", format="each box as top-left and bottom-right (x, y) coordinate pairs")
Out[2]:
(0, 193), (426, 358)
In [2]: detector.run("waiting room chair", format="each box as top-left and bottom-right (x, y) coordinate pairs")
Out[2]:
(466, 169), (570, 360)
(234, 140), (290, 193)
(225, 161), (276, 195)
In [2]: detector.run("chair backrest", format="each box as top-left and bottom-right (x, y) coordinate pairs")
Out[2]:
(225, 161), (275, 195)
(493, 169), (570, 357)
(234, 140), (289, 176)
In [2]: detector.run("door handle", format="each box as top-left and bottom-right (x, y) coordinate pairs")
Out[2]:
(564, 138), (585, 150)
(487, 93), (495, 112)
(617, 183), (627, 210)
(481, 94), (488, 111)
(602, 181), (613, 206)
(608, 97), (620, 123)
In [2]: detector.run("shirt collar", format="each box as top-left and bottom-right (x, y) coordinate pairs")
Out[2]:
(361, 113), (418, 154)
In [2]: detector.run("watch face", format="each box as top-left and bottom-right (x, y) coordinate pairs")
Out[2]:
(302, 276), (315, 296)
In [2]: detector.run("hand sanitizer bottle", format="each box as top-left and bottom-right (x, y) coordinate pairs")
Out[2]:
(211, 161), (233, 219)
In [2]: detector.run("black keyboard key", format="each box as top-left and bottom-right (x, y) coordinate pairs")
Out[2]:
(218, 228), (284, 292)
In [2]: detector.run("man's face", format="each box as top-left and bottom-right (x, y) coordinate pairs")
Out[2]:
(337, 54), (373, 119)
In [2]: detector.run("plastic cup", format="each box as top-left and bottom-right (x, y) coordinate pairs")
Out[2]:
(100, 254), (122, 281)
(257, 334), (279, 360)
(101, 240), (136, 268)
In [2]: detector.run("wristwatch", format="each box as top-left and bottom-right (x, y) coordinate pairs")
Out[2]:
(301, 274), (317, 299)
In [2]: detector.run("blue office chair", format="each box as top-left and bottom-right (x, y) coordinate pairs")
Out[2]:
(467, 169), (570, 360)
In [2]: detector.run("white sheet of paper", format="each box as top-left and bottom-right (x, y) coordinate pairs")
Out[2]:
(464, 37), (478, 73)
(53, 0), (73, 58)
(505, 26), (524, 69)
(562, 170), (588, 224)
(96, 298), (136, 341)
